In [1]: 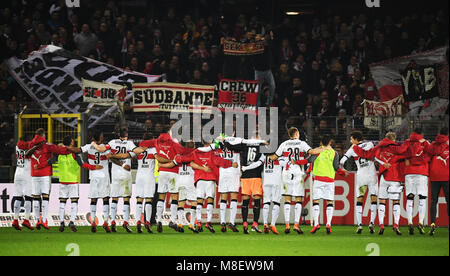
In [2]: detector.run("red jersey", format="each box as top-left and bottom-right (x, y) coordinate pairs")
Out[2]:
(425, 135), (449, 182)
(402, 132), (431, 176)
(19, 135), (71, 177)
(155, 133), (194, 173)
(353, 138), (407, 182)
(174, 150), (232, 184)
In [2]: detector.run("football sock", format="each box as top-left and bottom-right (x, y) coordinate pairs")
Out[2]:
(156, 200), (164, 221)
(196, 204), (202, 222)
(241, 199), (250, 223)
(136, 202), (143, 222)
(110, 200), (118, 222)
(90, 203), (97, 222)
(102, 199), (110, 223)
(271, 203), (280, 226)
(370, 201), (377, 224)
(263, 203), (270, 225)
(123, 202), (130, 223)
(33, 199), (40, 221)
(59, 201), (66, 223)
(294, 202), (302, 224)
(145, 202), (152, 223)
(418, 197), (427, 225)
(207, 203), (213, 222)
(393, 203), (401, 225)
(190, 206), (196, 225)
(70, 202), (78, 222)
(42, 198), (49, 222)
(326, 204), (334, 226)
(284, 203), (291, 224)
(253, 199), (261, 223)
(24, 198), (32, 220)
(356, 202), (363, 226)
(220, 200), (227, 224)
(313, 203), (320, 227)
(230, 199), (238, 225)
(378, 203), (386, 225)
(170, 200), (178, 223)
(406, 199), (414, 224)
(13, 198), (22, 220)
(178, 207), (185, 225)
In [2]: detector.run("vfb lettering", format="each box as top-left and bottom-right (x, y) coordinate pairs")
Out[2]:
(365, 0), (380, 8)
(66, 0), (80, 8)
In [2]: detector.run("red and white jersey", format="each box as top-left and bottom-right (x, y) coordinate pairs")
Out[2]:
(14, 146), (31, 180)
(341, 142), (377, 178)
(81, 144), (110, 179)
(108, 139), (138, 179)
(216, 146), (241, 176)
(137, 147), (157, 175)
(262, 155), (286, 185)
(275, 139), (311, 169)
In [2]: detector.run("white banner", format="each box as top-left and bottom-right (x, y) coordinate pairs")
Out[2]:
(82, 79), (126, 106)
(6, 45), (160, 128)
(363, 95), (404, 130)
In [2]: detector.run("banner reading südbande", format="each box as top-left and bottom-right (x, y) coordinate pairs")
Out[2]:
(82, 79), (126, 106)
(6, 45), (160, 128)
(363, 95), (403, 130)
(218, 79), (259, 111)
(223, 40), (265, 56)
(132, 82), (215, 112)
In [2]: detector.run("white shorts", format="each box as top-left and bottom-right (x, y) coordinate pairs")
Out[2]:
(405, 174), (428, 197)
(135, 174), (156, 199)
(312, 180), (335, 201)
(158, 171), (178, 194)
(263, 183), (282, 204)
(89, 176), (110, 199)
(196, 180), (216, 199)
(218, 172), (240, 194)
(178, 176), (196, 202)
(14, 177), (32, 197)
(32, 176), (51, 196)
(111, 176), (132, 198)
(356, 174), (378, 197)
(59, 184), (79, 199)
(282, 170), (305, 197)
(379, 175), (403, 201)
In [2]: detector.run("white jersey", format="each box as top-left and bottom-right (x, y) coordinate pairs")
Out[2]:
(341, 142), (377, 177)
(14, 146), (31, 180)
(81, 144), (110, 179)
(275, 139), (311, 170)
(216, 147), (241, 176)
(178, 162), (195, 179)
(262, 155), (286, 185)
(108, 139), (137, 179)
(136, 147), (157, 175)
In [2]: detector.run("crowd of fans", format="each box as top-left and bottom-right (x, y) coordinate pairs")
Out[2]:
(0, 0), (448, 168)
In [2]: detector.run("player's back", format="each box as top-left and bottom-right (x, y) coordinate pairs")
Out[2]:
(238, 142), (264, 179)
(217, 147), (240, 175)
(108, 139), (137, 179)
(137, 147), (156, 177)
(262, 155), (285, 185)
(349, 142), (377, 176)
(81, 143), (110, 179)
(14, 146), (31, 180)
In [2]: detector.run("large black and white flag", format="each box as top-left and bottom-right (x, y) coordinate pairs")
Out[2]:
(6, 45), (161, 128)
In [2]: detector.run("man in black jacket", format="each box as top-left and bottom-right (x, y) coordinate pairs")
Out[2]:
(253, 31), (276, 107)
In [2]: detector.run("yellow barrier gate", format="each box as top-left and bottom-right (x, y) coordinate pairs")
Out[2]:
(17, 114), (82, 180)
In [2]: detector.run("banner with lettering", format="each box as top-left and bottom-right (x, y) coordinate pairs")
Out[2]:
(363, 95), (403, 130)
(6, 45), (160, 128)
(82, 79), (126, 106)
(132, 82), (215, 112)
(223, 40), (265, 56)
(218, 79), (259, 111)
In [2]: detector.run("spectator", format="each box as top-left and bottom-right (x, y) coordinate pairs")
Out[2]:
(74, 24), (98, 56)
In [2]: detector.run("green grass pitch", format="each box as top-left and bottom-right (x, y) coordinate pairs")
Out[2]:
(0, 225), (448, 256)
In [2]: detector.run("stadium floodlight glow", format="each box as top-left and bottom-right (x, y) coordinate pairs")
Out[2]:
(285, 11), (300, 16)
